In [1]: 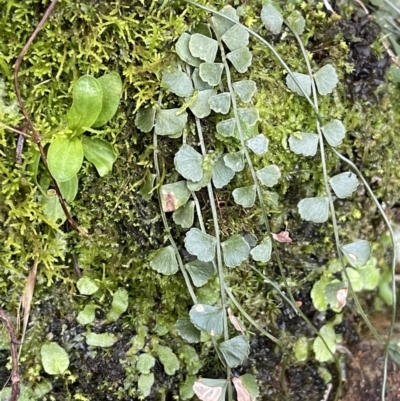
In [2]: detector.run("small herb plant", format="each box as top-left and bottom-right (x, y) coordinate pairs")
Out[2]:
(37, 72), (122, 224)
(135, 2), (397, 400)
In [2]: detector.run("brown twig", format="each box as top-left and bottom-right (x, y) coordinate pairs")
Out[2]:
(13, 0), (87, 237)
(0, 309), (21, 401)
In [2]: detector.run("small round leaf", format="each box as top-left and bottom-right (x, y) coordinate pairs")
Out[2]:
(185, 228), (217, 262)
(150, 246), (179, 275)
(298, 197), (329, 223)
(288, 133), (319, 156)
(329, 172), (358, 199)
(40, 343), (69, 375)
(221, 234), (250, 268)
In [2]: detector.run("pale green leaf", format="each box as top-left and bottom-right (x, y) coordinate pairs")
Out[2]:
(314, 64), (339, 96)
(135, 108), (156, 133)
(208, 92), (231, 114)
(298, 197), (329, 223)
(192, 69), (213, 90)
(212, 155), (236, 188)
(358, 257), (379, 290)
(189, 89), (215, 118)
(294, 336), (308, 361)
(219, 335), (249, 367)
(138, 373), (154, 397)
(77, 277), (99, 295)
(81, 136), (116, 177)
(246, 134), (268, 155)
(313, 324), (336, 362)
(250, 237), (272, 263)
(223, 151), (245, 172)
(388, 341), (400, 365)
(216, 118), (236, 137)
(261, 4), (283, 34)
(199, 63), (224, 86)
(189, 304), (225, 336)
(193, 378), (228, 401)
(42, 192), (65, 224)
(176, 33), (202, 67)
(86, 333), (117, 347)
(346, 267), (364, 292)
(286, 72), (312, 97)
(187, 168), (212, 191)
(189, 34), (219, 63)
(77, 303), (96, 325)
(232, 80), (257, 103)
(107, 288), (129, 322)
(180, 376), (196, 400)
(226, 47), (252, 73)
(238, 107), (259, 126)
(150, 246), (178, 275)
(311, 274), (331, 312)
(236, 374), (260, 401)
(324, 281), (347, 311)
(232, 185), (256, 208)
(137, 354), (155, 374)
(58, 175), (78, 202)
(160, 181), (191, 212)
(174, 144), (203, 182)
(185, 260), (215, 287)
(321, 119), (346, 147)
(211, 5), (239, 37)
(157, 345), (180, 375)
(289, 132), (319, 156)
(162, 69), (194, 98)
(173, 200), (195, 228)
(40, 343), (69, 375)
(287, 10), (306, 35)
(185, 228), (216, 262)
(155, 109), (188, 136)
(221, 234), (250, 268)
(341, 240), (371, 268)
(221, 24), (249, 52)
(329, 172), (358, 199)
(175, 318), (201, 343)
(47, 136), (84, 182)
(256, 165), (281, 187)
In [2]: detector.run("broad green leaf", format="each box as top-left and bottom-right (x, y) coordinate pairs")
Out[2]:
(226, 47), (252, 73)
(287, 10), (306, 35)
(160, 181), (191, 212)
(107, 288), (129, 322)
(77, 303), (96, 325)
(81, 136), (116, 177)
(250, 237), (272, 263)
(298, 197), (329, 223)
(221, 24), (249, 52)
(238, 107), (259, 126)
(86, 332), (117, 347)
(180, 376), (196, 400)
(173, 200), (194, 228)
(199, 63), (224, 86)
(329, 172), (358, 199)
(212, 155), (236, 188)
(137, 353), (155, 374)
(256, 165), (281, 187)
(246, 134), (268, 155)
(135, 107), (156, 133)
(311, 274), (331, 312)
(138, 373), (154, 397)
(193, 378), (228, 401)
(157, 345), (180, 375)
(313, 324), (336, 362)
(232, 80), (257, 103)
(185, 260), (215, 287)
(67, 75), (103, 135)
(189, 89), (215, 118)
(192, 69), (213, 90)
(176, 33), (202, 67)
(321, 119), (346, 147)
(314, 64), (338, 96)
(47, 136), (84, 182)
(341, 240), (371, 268)
(189, 304), (225, 336)
(288, 132), (319, 156)
(175, 318), (201, 343)
(174, 144), (203, 182)
(208, 92), (231, 114)
(223, 151), (244, 172)
(58, 175), (78, 202)
(346, 267), (364, 292)
(232, 185), (256, 208)
(294, 336), (308, 361)
(162, 69), (194, 98)
(77, 277), (99, 295)
(42, 190), (66, 224)
(211, 5), (239, 37)
(219, 335), (249, 367)
(150, 246), (179, 275)
(189, 34), (219, 63)
(235, 374), (260, 401)
(92, 72), (122, 127)
(286, 72), (312, 97)
(358, 257), (379, 290)
(221, 234), (250, 268)
(155, 109), (188, 136)
(185, 228), (217, 262)
(261, 4), (283, 34)
(216, 118), (236, 137)
(40, 343), (69, 375)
